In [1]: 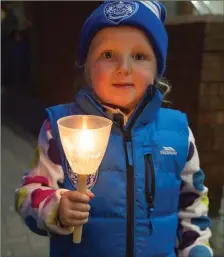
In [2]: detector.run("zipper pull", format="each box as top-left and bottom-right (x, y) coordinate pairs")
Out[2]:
(147, 209), (155, 235)
(147, 194), (154, 235)
(147, 194), (154, 211)
(124, 131), (131, 142)
(148, 220), (154, 235)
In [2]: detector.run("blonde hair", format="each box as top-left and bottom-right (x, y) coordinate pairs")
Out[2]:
(156, 78), (171, 99)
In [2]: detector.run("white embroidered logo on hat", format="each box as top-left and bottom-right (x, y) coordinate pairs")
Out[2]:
(104, 1), (139, 24)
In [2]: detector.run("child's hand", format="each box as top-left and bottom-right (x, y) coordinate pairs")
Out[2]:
(58, 190), (94, 227)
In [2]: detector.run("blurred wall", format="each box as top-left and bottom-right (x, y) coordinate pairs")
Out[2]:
(198, 21), (224, 215)
(164, 18), (224, 216)
(164, 22), (205, 134)
(24, 1), (100, 105)
(162, 1), (194, 16)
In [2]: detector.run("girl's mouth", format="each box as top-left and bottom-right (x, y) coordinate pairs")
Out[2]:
(112, 83), (134, 88)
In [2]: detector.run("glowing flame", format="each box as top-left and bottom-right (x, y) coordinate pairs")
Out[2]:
(77, 118), (94, 153)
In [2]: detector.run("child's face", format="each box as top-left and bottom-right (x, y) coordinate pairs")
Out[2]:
(86, 26), (157, 111)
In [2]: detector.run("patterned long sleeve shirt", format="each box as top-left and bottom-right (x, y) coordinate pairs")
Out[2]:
(15, 119), (213, 256)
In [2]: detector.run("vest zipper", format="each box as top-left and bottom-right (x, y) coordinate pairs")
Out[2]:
(144, 154), (156, 235)
(123, 130), (134, 257)
(113, 113), (134, 257)
(121, 88), (155, 257)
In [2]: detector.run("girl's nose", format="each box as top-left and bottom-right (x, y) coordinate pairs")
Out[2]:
(116, 56), (132, 76)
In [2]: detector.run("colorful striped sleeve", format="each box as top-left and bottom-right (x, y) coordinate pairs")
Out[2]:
(177, 127), (213, 257)
(15, 119), (74, 236)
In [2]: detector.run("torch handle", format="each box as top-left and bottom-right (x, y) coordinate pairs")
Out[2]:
(73, 174), (88, 243)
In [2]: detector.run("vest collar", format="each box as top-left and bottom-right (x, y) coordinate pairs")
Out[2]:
(74, 85), (163, 130)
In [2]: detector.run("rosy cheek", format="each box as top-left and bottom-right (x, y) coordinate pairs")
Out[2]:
(92, 62), (113, 80)
(140, 68), (155, 82)
(98, 61), (113, 71)
(94, 62), (107, 74)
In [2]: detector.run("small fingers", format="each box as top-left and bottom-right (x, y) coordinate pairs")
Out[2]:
(86, 190), (95, 199)
(73, 218), (89, 226)
(69, 202), (91, 212)
(67, 191), (90, 203)
(64, 217), (89, 226)
(68, 210), (89, 221)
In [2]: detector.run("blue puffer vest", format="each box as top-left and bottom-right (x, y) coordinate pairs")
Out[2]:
(46, 86), (189, 257)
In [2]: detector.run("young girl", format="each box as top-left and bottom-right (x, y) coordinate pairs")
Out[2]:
(15, 1), (213, 257)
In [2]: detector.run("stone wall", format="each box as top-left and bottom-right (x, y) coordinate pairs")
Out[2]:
(198, 22), (224, 216)
(165, 17), (224, 216)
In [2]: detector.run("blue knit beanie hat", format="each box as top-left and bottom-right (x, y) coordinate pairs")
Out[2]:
(78, 1), (168, 78)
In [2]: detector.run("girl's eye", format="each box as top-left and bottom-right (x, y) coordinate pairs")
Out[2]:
(133, 53), (146, 60)
(102, 51), (113, 59)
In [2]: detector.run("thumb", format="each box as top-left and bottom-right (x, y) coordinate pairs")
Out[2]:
(86, 189), (95, 199)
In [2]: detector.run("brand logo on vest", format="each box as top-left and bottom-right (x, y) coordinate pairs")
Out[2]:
(160, 147), (177, 155)
(65, 160), (99, 189)
(104, 1), (139, 24)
